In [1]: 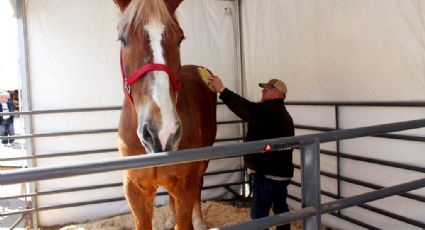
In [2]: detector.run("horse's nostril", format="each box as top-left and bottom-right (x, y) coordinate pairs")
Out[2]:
(164, 124), (182, 151)
(140, 123), (163, 153)
(142, 124), (153, 143)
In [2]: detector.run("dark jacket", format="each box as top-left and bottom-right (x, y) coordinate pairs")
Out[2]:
(0, 100), (15, 123)
(219, 88), (294, 177)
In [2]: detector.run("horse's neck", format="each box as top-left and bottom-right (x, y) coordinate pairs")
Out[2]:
(176, 65), (218, 148)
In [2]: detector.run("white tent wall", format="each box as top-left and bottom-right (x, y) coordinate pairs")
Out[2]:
(241, 0), (425, 102)
(241, 0), (424, 229)
(24, 0), (242, 226)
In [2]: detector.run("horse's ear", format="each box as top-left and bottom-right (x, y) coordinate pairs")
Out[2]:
(114, 0), (132, 12)
(166, 0), (183, 13)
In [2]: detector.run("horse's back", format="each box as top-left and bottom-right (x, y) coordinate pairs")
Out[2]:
(177, 65), (217, 148)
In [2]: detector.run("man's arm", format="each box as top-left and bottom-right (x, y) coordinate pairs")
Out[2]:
(208, 75), (264, 123)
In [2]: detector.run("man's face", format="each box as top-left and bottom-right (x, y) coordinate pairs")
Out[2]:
(0, 95), (8, 103)
(261, 87), (282, 102)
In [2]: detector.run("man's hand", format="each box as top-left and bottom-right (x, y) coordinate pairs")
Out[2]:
(208, 75), (225, 93)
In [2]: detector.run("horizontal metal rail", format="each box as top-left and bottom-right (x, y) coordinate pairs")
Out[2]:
(287, 195), (381, 230)
(0, 128), (117, 140)
(320, 150), (425, 174)
(358, 203), (424, 228)
(295, 124), (425, 142)
(317, 170), (422, 203)
(1, 101), (423, 117)
(214, 178), (425, 230)
(376, 133), (425, 142)
(0, 182), (123, 200)
(0, 120), (242, 141)
(294, 148), (425, 175)
(329, 212), (380, 230)
(273, 119), (425, 150)
(3, 115), (422, 143)
(0, 148), (119, 161)
(215, 137), (244, 142)
(293, 165), (425, 202)
(0, 106), (121, 116)
(286, 101), (425, 107)
(2, 197), (126, 216)
(0, 180), (248, 216)
(0, 168), (246, 200)
(290, 178), (425, 227)
(295, 124), (334, 132)
(1, 119), (425, 185)
(0, 138), (244, 162)
(217, 120), (244, 125)
(321, 178), (425, 227)
(204, 168), (246, 176)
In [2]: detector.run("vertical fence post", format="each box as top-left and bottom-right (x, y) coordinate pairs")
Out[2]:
(335, 104), (342, 217)
(301, 138), (321, 230)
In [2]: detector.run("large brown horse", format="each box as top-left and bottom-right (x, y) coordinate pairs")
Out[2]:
(113, 0), (217, 229)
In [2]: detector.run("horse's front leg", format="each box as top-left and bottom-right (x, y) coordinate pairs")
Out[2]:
(124, 174), (156, 230)
(172, 183), (196, 230)
(174, 193), (194, 230)
(192, 191), (206, 230)
(192, 161), (208, 230)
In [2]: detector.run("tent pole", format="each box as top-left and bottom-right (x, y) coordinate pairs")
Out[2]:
(16, 0), (38, 229)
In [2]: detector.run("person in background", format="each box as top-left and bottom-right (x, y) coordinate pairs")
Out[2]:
(0, 91), (15, 145)
(208, 75), (294, 230)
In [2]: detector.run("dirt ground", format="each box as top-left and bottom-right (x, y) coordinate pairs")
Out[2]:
(39, 200), (304, 230)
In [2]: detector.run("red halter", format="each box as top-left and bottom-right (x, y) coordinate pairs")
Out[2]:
(120, 49), (181, 103)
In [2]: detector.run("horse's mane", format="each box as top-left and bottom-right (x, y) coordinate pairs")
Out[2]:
(118, 0), (175, 37)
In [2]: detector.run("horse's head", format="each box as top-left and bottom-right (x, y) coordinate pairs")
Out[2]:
(115, 0), (184, 153)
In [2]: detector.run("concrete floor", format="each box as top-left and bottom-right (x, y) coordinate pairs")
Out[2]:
(0, 184), (28, 230)
(1, 118), (29, 229)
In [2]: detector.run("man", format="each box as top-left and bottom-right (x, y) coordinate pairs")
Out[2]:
(0, 91), (15, 145)
(208, 76), (294, 230)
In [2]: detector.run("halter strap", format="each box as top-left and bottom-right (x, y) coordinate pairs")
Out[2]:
(120, 49), (181, 103)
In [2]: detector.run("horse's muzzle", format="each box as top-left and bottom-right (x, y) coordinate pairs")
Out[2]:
(139, 121), (181, 153)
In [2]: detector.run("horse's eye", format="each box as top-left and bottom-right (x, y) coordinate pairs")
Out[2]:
(118, 36), (128, 47)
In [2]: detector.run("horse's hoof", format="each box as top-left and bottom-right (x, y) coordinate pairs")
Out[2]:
(193, 219), (207, 230)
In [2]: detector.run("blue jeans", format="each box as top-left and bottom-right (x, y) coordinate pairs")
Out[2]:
(251, 173), (291, 230)
(0, 120), (15, 144)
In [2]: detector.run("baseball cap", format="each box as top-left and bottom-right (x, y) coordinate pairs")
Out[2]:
(259, 79), (287, 94)
(0, 90), (10, 98)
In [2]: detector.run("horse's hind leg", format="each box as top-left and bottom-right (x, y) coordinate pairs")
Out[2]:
(124, 176), (156, 230)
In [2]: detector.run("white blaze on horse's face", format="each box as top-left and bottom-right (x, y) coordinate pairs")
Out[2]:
(136, 19), (181, 153)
